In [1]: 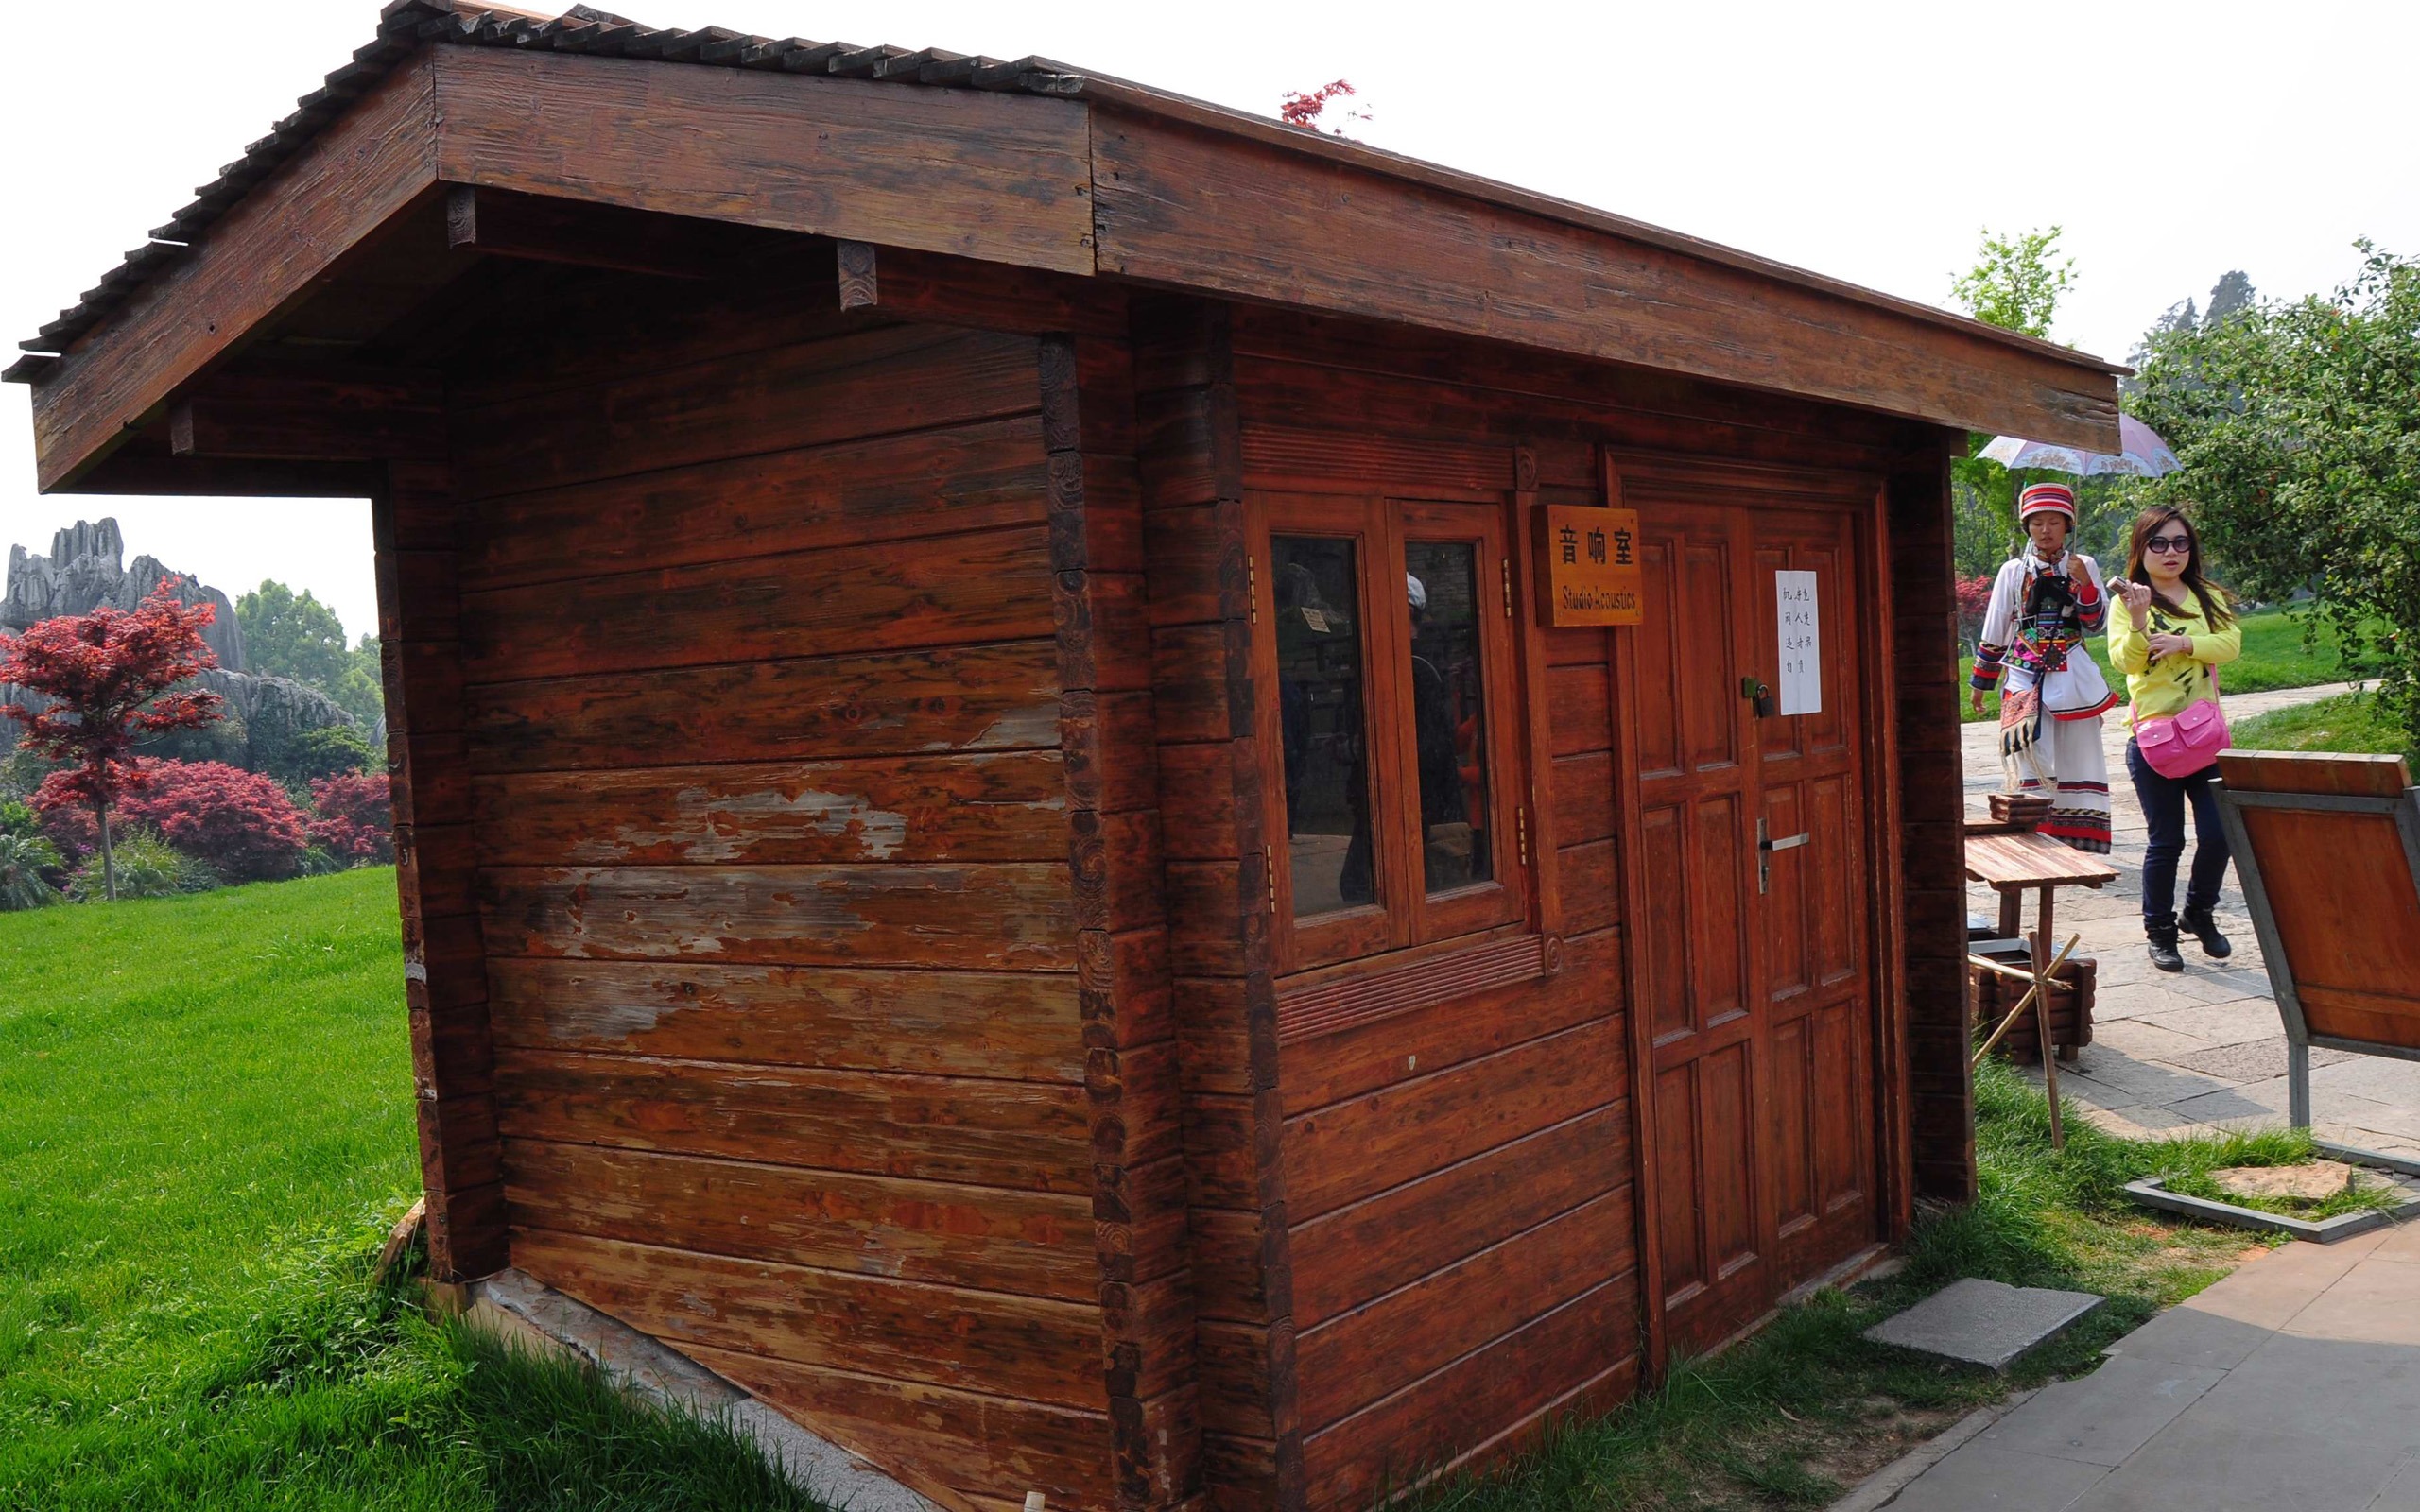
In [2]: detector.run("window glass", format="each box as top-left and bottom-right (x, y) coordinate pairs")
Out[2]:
(1272, 537), (1374, 919)
(1404, 541), (1493, 894)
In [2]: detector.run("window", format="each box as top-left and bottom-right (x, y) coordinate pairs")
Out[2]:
(1253, 494), (1531, 972)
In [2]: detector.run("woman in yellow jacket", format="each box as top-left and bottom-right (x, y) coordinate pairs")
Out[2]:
(2108, 505), (2242, 972)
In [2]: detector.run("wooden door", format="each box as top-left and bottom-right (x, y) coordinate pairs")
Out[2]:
(1629, 496), (1877, 1356)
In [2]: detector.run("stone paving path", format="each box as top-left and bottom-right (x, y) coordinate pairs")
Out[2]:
(1960, 681), (2420, 1159)
(1864, 1224), (2420, 1511)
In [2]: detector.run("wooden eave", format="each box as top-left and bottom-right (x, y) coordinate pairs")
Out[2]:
(14, 0), (2121, 493)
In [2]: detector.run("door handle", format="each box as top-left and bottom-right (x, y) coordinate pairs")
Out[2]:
(1755, 819), (1808, 895)
(1739, 676), (1773, 718)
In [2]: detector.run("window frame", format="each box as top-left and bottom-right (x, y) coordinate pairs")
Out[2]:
(1249, 490), (1535, 976)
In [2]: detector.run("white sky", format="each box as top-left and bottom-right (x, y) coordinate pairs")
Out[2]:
(5, 0), (2414, 641)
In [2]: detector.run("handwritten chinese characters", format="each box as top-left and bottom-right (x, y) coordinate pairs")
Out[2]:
(1775, 569), (1821, 715)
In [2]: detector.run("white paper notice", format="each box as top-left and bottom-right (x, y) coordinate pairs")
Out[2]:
(1775, 571), (1821, 715)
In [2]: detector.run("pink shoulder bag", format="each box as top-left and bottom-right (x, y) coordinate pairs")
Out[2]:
(2132, 663), (2229, 779)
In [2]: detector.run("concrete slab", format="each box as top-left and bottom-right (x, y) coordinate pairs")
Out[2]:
(2066, 1414), (2417, 1512)
(2374, 1222), (2420, 1264)
(2369, 1452), (2420, 1512)
(2102, 1303), (2277, 1373)
(468, 1269), (940, 1512)
(1864, 1279), (2105, 1370)
(2282, 1250), (2420, 1344)
(1974, 1355), (2226, 1468)
(1870, 1441), (2109, 1512)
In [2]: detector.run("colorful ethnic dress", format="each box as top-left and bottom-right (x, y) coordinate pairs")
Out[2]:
(1971, 549), (2118, 852)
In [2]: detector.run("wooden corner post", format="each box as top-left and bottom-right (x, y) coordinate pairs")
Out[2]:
(1882, 433), (1975, 1204)
(373, 459), (507, 1281)
(1040, 323), (1207, 1512)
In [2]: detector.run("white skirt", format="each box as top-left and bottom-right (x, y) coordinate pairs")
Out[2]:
(2003, 706), (2112, 854)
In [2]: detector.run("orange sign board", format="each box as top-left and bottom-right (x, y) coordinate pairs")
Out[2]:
(1533, 505), (1643, 627)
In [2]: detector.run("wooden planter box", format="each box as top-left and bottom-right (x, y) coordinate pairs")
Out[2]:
(1977, 956), (2097, 1063)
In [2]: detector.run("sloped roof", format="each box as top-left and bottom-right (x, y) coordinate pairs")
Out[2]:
(16, 0), (2124, 383)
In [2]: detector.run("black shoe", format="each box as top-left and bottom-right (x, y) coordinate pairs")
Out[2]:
(2180, 904), (2234, 959)
(2147, 918), (2185, 973)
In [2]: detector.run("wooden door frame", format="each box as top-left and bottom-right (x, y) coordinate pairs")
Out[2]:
(1604, 447), (1893, 1378)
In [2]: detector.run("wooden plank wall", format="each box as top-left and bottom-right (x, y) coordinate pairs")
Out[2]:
(438, 267), (1122, 1512)
(1884, 442), (1976, 1202)
(1195, 306), (1923, 1508)
(1229, 314), (1636, 1510)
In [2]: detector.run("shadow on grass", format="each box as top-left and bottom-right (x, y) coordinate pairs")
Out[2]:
(0, 1210), (827, 1512)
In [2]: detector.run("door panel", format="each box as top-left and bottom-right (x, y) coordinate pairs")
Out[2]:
(1754, 511), (1874, 1288)
(1632, 495), (1880, 1356)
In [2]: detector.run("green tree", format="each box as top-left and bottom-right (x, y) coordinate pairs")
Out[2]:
(2129, 242), (2420, 744)
(236, 581), (350, 690)
(332, 634), (386, 731)
(1949, 226), (2076, 341)
(1949, 226), (2082, 571)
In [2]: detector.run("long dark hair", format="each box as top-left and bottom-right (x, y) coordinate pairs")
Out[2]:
(2125, 506), (2236, 629)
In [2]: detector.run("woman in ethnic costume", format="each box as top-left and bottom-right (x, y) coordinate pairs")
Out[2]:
(1968, 482), (2118, 852)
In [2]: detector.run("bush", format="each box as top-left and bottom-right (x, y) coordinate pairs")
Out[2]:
(285, 723), (376, 782)
(33, 760), (312, 879)
(123, 760), (310, 882)
(307, 772), (395, 866)
(67, 827), (218, 901)
(0, 832), (62, 909)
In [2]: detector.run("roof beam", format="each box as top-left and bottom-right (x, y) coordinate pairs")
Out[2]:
(444, 184), (790, 281)
(169, 371), (445, 462)
(26, 56), (441, 493)
(1091, 112), (2120, 451)
(431, 46), (1095, 279)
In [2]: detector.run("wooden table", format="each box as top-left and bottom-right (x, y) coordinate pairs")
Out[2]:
(1965, 827), (2121, 960)
(1965, 826), (2121, 1147)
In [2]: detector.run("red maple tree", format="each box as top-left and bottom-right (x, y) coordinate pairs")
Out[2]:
(0, 578), (223, 900)
(1280, 78), (1361, 135)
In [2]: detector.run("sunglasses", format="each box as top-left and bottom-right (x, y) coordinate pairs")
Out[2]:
(2145, 534), (2193, 555)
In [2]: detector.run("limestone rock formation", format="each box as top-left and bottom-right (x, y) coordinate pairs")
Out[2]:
(0, 518), (359, 771)
(5, 518), (248, 671)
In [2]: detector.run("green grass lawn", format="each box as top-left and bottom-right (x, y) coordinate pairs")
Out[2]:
(2229, 688), (2418, 766)
(1961, 605), (2372, 723)
(0, 868), (818, 1511)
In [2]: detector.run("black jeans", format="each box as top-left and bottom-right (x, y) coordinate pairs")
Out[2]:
(2125, 737), (2231, 925)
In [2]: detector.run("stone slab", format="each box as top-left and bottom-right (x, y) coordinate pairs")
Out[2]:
(1974, 1355), (2225, 1468)
(2135, 999), (2291, 1048)
(1863, 1278), (2106, 1371)
(2086, 1018), (2224, 1063)
(2165, 1036), (2358, 1083)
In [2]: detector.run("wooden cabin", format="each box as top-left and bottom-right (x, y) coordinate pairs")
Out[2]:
(7, 5), (2122, 1509)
